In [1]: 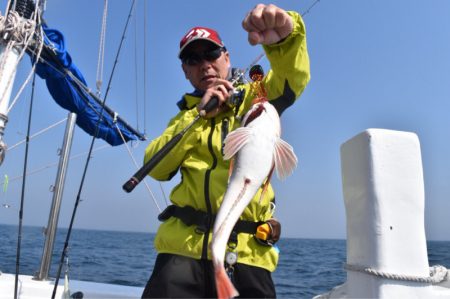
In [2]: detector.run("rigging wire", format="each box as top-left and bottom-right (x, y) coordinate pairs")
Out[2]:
(13, 87), (30, 135)
(95, 0), (108, 96)
(14, 72), (36, 299)
(133, 0), (140, 132)
(1, 144), (110, 187)
(5, 0), (13, 17)
(51, 1), (138, 297)
(114, 122), (164, 211)
(143, 0), (148, 135)
(7, 117), (67, 151)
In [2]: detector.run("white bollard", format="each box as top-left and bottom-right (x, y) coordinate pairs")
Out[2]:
(314, 129), (450, 299)
(340, 128), (432, 298)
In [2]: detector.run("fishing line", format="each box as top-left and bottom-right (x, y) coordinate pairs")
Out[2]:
(302, 0), (321, 17)
(14, 72), (36, 299)
(51, 0), (138, 297)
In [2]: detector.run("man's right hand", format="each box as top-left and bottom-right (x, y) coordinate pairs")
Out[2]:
(197, 79), (234, 118)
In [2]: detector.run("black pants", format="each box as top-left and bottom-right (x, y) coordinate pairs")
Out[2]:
(142, 253), (276, 298)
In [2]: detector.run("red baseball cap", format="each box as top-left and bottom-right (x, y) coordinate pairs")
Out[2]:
(178, 26), (224, 58)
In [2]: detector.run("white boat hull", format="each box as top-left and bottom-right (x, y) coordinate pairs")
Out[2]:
(0, 272), (143, 299)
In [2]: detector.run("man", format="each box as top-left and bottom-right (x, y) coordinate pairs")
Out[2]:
(142, 3), (310, 298)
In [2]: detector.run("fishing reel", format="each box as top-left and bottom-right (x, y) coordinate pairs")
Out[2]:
(226, 89), (245, 108)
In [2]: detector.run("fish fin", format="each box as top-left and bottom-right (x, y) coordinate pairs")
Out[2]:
(223, 127), (252, 160)
(273, 138), (298, 180)
(215, 267), (239, 299)
(259, 165), (275, 204)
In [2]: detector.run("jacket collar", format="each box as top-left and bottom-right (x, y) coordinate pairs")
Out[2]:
(177, 89), (203, 111)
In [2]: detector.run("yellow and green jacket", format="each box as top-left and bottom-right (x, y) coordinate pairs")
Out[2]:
(144, 11), (310, 272)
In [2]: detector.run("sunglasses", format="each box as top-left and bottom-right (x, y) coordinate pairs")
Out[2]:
(181, 47), (226, 66)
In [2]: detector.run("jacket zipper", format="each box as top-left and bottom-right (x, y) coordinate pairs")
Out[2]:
(221, 117), (229, 156)
(201, 118), (216, 260)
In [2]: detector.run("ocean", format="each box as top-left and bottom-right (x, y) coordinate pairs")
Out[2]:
(0, 224), (449, 298)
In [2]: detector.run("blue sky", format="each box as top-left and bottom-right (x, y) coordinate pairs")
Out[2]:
(0, 0), (449, 241)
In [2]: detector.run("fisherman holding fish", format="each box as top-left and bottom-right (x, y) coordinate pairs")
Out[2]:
(142, 3), (310, 298)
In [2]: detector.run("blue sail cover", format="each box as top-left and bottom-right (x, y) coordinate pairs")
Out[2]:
(33, 25), (144, 146)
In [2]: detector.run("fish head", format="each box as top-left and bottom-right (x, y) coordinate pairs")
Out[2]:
(242, 99), (269, 126)
(251, 96), (268, 106)
(242, 99), (280, 130)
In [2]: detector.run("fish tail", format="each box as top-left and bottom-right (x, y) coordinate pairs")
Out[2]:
(215, 267), (239, 299)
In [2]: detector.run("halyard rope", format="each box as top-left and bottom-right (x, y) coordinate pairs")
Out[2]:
(7, 24), (44, 114)
(0, 11), (36, 106)
(0, 9), (45, 114)
(345, 263), (448, 284)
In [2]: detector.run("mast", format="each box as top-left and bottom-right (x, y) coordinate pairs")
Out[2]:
(35, 112), (77, 281)
(1, 3), (78, 281)
(0, 0), (35, 165)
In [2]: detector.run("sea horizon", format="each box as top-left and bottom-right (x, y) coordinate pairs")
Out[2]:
(1, 224), (449, 298)
(1, 223), (449, 242)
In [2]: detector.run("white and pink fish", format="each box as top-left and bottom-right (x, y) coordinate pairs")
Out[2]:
(211, 99), (298, 298)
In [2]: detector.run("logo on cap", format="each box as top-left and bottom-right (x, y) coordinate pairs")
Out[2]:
(185, 28), (211, 41)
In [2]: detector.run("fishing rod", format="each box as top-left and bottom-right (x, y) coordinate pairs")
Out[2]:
(15, 73), (36, 299)
(122, 53), (265, 193)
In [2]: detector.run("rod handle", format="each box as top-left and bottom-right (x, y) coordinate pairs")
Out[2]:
(199, 97), (219, 117)
(122, 133), (183, 193)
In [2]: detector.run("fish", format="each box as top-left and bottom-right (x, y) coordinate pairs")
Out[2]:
(211, 99), (298, 299)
